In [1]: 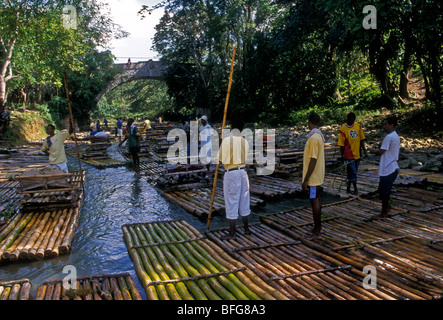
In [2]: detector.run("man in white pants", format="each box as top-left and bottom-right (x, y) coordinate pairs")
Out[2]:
(218, 118), (251, 240)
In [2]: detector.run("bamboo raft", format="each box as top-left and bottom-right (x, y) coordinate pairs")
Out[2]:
(0, 171), (85, 263)
(156, 187), (265, 218)
(364, 185), (443, 212)
(66, 148), (125, 169)
(35, 273), (142, 300)
(0, 205), (81, 263)
(258, 197), (443, 299)
(207, 223), (397, 300)
(248, 175), (302, 200)
(0, 180), (22, 220)
(322, 166), (427, 198)
(122, 219), (286, 300)
(0, 279), (32, 300)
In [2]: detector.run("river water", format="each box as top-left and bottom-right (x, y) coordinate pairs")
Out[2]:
(0, 145), (338, 300)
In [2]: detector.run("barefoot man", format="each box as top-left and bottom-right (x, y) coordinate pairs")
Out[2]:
(302, 113), (325, 240)
(369, 116), (400, 219)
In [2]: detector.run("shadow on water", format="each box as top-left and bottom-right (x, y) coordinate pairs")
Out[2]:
(0, 144), (341, 299)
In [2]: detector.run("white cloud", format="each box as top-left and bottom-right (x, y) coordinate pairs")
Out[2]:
(98, 0), (163, 63)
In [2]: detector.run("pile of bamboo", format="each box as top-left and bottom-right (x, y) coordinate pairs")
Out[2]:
(258, 197), (443, 299)
(82, 136), (111, 160)
(16, 170), (84, 213)
(35, 273), (142, 300)
(0, 205), (81, 263)
(249, 175), (301, 200)
(268, 145), (342, 177)
(122, 219), (286, 300)
(0, 279), (32, 300)
(156, 187), (265, 218)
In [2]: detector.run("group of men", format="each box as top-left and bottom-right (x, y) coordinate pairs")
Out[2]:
(40, 111), (401, 241)
(219, 112), (400, 240)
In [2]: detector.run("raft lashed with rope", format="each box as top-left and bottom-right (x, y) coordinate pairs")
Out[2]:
(156, 187), (265, 218)
(258, 197), (443, 299)
(0, 171), (84, 263)
(0, 279), (32, 300)
(122, 219), (285, 300)
(35, 273), (141, 300)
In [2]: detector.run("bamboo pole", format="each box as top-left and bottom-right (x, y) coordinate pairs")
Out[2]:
(62, 72), (84, 192)
(207, 45), (237, 231)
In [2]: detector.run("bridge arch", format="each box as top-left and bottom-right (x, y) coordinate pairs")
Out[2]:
(96, 59), (166, 102)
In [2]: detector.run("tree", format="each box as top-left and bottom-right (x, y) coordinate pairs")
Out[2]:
(0, 0), (128, 109)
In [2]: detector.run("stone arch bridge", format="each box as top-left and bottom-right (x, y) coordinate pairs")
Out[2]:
(95, 60), (166, 102)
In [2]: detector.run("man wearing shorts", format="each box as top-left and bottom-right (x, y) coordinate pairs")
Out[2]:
(218, 118), (251, 240)
(369, 117), (400, 219)
(302, 113), (325, 240)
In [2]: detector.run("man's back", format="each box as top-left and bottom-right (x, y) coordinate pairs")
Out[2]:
(303, 133), (325, 186)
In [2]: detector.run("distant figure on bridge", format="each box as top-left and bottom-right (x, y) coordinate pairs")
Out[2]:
(96, 120), (101, 131)
(104, 118), (108, 129)
(127, 58), (132, 68)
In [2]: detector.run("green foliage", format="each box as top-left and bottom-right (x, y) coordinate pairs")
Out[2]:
(47, 96), (69, 129)
(100, 79), (174, 120)
(141, 0), (442, 125)
(51, 50), (120, 129)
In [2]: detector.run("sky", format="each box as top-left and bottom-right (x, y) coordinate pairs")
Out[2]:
(97, 0), (164, 64)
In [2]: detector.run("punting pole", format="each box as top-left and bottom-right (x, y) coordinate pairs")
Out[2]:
(63, 72), (84, 192)
(206, 45), (237, 232)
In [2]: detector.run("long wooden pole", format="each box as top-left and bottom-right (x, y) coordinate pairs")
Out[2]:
(62, 72), (84, 192)
(206, 46), (237, 232)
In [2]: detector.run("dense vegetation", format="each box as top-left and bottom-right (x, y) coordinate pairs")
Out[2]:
(1, 0), (442, 135)
(143, 0), (442, 125)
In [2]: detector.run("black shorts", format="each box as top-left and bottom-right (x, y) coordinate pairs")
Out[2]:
(129, 146), (140, 156)
(378, 170), (398, 201)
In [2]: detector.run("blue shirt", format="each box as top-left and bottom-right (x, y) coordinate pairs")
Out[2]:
(117, 120), (123, 129)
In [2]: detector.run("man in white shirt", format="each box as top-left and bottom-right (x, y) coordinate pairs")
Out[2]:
(369, 117), (400, 219)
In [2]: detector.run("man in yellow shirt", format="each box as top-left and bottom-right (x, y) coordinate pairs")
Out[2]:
(41, 123), (74, 173)
(337, 112), (367, 194)
(218, 118), (251, 240)
(302, 113), (325, 240)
